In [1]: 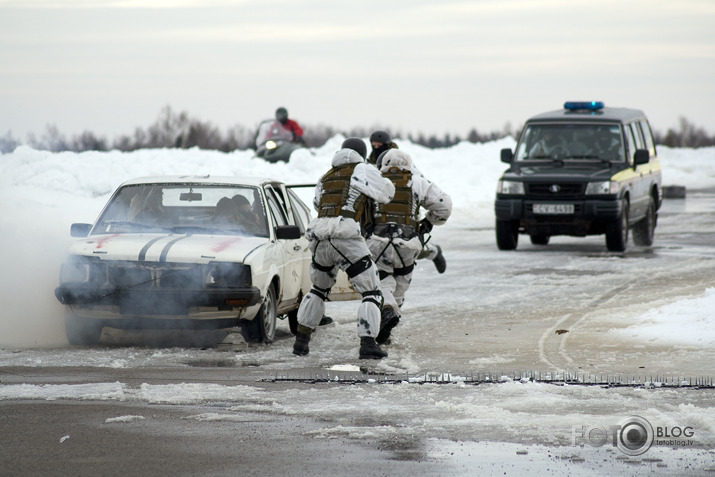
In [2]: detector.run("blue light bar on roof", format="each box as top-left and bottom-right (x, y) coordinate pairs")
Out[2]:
(564, 101), (604, 111)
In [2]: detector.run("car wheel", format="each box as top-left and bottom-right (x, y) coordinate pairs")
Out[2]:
(605, 200), (629, 252)
(530, 234), (550, 245)
(496, 220), (519, 250)
(241, 284), (277, 343)
(65, 311), (104, 345)
(632, 197), (656, 246)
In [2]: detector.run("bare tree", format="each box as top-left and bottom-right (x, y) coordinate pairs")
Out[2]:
(0, 130), (20, 154)
(8, 106), (713, 152)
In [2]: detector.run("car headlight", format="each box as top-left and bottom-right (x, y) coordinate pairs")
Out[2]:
(585, 181), (618, 195)
(59, 256), (104, 285)
(204, 262), (251, 288)
(497, 180), (525, 195)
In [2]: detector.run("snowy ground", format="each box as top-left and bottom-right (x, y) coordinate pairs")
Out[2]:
(1, 139), (715, 475)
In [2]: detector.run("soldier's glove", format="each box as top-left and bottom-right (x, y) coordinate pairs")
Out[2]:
(418, 219), (433, 245)
(418, 219), (433, 235)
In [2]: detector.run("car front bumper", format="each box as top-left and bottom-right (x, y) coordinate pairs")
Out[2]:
(55, 285), (261, 317)
(495, 198), (623, 236)
(495, 198), (622, 221)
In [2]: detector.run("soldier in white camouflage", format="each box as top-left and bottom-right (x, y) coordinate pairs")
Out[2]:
(367, 149), (452, 345)
(293, 138), (395, 359)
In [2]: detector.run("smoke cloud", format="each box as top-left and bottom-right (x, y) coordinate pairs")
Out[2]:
(0, 189), (98, 347)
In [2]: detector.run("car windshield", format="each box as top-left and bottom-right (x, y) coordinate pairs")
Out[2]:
(93, 184), (270, 237)
(515, 124), (624, 162)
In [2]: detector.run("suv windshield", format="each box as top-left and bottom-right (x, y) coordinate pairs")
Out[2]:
(93, 184), (269, 237)
(515, 124), (624, 162)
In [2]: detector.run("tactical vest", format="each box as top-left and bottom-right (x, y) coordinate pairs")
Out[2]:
(373, 167), (418, 238)
(317, 163), (369, 223)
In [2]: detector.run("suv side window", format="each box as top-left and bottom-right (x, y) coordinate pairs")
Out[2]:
(639, 120), (657, 157)
(631, 122), (646, 150)
(623, 124), (637, 166)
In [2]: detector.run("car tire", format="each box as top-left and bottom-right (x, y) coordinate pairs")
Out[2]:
(65, 311), (104, 345)
(605, 200), (629, 252)
(496, 220), (519, 250)
(530, 234), (550, 245)
(632, 197), (656, 246)
(241, 284), (277, 343)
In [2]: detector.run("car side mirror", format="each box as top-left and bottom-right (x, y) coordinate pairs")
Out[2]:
(275, 225), (301, 240)
(634, 149), (650, 167)
(70, 223), (92, 237)
(501, 148), (514, 164)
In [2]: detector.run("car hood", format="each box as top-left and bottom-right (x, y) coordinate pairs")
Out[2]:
(67, 233), (269, 264)
(501, 164), (617, 182)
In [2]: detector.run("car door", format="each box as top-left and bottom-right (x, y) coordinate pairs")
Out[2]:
(624, 123), (649, 220)
(264, 185), (303, 302)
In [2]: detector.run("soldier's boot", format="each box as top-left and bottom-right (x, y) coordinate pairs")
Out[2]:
(432, 245), (446, 274)
(292, 325), (312, 356)
(376, 306), (400, 345)
(359, 336), (388, 360)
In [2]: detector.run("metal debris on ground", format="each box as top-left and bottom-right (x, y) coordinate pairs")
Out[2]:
(264, 370), (715, 389)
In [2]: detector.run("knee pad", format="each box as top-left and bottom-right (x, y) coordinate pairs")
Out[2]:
(309, 285), (331, 301)
(393, 263), (414, 276)
(346, 255), (373, 278)
(361, 289), (383, 308)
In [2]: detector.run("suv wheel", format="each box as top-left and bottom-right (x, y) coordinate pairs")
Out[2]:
(632, 197), (656, 246)
(605, 200), (629, 252)
(496, 220), (519, 250)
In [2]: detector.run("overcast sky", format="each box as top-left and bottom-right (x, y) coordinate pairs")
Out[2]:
(2, 0), (714, 142)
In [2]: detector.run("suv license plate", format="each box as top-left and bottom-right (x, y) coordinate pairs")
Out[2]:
(533, 203), (574, 215)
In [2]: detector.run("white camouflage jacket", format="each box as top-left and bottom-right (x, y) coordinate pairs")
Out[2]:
(306, 148), (395, 241)
(372, 149), (453, 249)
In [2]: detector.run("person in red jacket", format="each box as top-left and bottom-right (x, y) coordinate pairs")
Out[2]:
(275, 107), (305, 145)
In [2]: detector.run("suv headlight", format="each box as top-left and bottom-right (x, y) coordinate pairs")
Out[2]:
(585, 181), (618, 195)
(497, 180), (525, 195)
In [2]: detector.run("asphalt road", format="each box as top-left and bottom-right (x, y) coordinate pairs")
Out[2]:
(2, 191), (714, 476)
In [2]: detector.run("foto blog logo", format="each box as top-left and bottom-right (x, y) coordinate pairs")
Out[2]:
(572, 415), (654, 456)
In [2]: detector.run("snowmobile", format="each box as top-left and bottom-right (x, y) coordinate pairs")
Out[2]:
(254, 119), (303, 163)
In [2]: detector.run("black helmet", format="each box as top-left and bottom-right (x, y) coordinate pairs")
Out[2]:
(370, 130), (391, 144)
(341, 137), (367, 159)
(275, 107), (288, 123)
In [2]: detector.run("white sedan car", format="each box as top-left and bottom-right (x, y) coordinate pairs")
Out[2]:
(54, 176), (356, 345)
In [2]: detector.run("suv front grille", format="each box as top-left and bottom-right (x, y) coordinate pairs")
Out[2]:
(526, 183), (584, 197)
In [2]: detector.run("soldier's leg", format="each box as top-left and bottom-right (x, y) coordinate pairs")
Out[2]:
(297, 242), (338, 330)
(378, 272), (399, 312)
(334, 238), (382, 338)
(392, 265), (414, 310)
(294, 242), (337, 356)
(417, 240), (446, 273)
(391, 243), (416, 308)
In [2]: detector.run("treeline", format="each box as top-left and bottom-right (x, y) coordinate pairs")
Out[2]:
(1, 106), (713, 154)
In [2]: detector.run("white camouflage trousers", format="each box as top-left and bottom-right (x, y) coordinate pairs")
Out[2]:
(417, 240), (440, 260)
(367, 237), (419, 314)
(296, 237), (382, 337)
